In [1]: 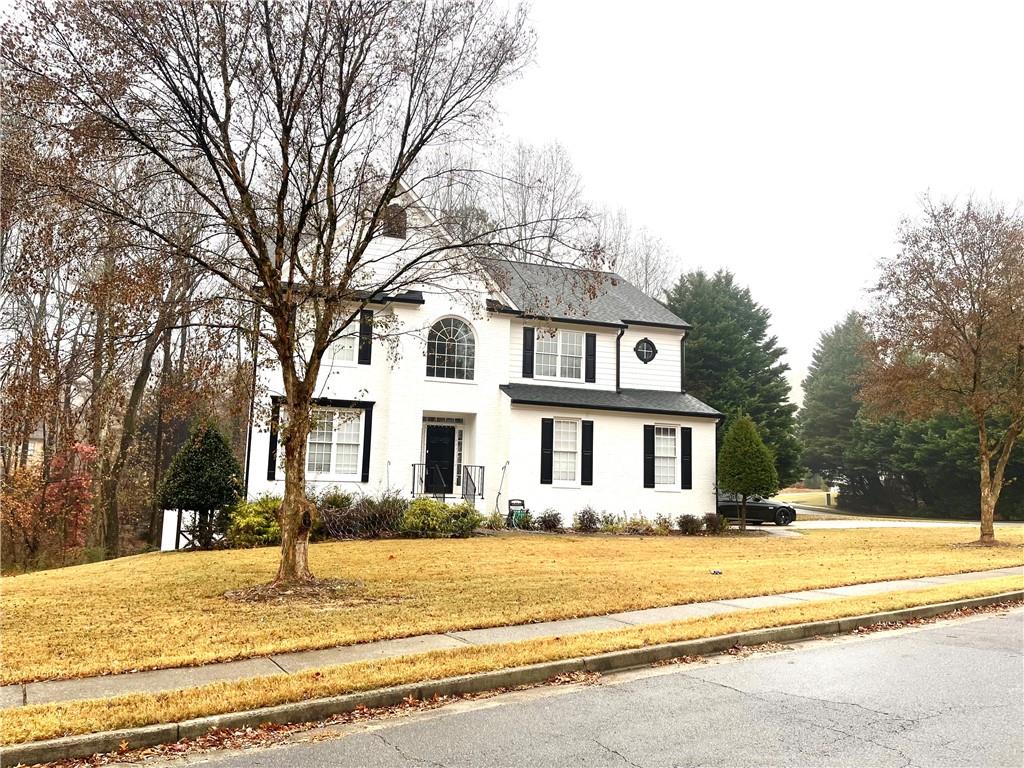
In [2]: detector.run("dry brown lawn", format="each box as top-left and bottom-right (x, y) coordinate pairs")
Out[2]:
(1, 528), (1022, 685)
(1, 575), (1020, 746)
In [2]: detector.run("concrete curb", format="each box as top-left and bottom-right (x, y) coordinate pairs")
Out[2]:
(4, 590), (1021, 767)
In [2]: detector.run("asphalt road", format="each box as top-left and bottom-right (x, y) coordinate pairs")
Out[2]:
(170, 609), (1024, 768)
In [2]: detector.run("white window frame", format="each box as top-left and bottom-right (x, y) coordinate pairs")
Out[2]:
(425, 316), (476, 381)
(534, 328), (585, 382)
(304, 407), (363, 481)
(653, 424), (678, 489)
(328, 328), (358, 366)
(552, 418), (582, 487)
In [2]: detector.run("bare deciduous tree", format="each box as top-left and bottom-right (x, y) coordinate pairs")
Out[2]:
(617, 226), (672, 297)
(6, 0), (597, 584)
(861, 197), (1024, 545)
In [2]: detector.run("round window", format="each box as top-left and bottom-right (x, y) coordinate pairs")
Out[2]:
(634, 338), (657, 364)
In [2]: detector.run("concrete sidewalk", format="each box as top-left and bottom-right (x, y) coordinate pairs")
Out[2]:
(2, 566), (1021, 710)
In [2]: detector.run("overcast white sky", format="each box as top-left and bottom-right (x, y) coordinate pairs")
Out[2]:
(495, 0), (1024, 403)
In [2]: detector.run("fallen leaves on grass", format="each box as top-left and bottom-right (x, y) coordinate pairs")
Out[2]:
(222, 578), (365, 605)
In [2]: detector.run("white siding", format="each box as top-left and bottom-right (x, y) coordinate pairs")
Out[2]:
(504, 405), (717, 525)
(619, 326), (684, 392)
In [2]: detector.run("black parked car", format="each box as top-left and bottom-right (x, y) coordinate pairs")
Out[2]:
(717, 494), (796, 526)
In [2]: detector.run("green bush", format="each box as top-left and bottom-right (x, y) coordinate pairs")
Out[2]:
(573, 506), (600, 533)
(703, 512), (730, 535)
(653, 513), (674, 535)
(448, 501), (484, 538)
(399, 498), (449, 537)
(227, 496), (282, 547)
(400, 498), (482, 538)
(482, 510), (506, 530)
(513, 509), (535, 531)
(159, 422), (243, 549)
(537, 509), (562, 532)
(599, 512), (622, 533)
(677, 514), (703, 535)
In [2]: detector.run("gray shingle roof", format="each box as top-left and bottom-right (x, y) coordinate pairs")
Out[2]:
(500, 383), (722, 419)
(480, 259), (689, 329)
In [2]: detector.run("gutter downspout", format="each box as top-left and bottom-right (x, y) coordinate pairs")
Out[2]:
(615, 328), (625, 393)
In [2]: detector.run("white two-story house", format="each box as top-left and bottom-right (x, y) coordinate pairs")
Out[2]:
(244, 204), (722, 525)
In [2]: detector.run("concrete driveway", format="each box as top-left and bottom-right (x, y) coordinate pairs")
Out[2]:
(165, 608), (1024, 767)
(792, 518), (1024, 530)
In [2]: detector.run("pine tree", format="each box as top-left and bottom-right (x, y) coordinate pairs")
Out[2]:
(665, 269), (801, 485)
(799, 312), (867, 481)
(158, 422), (243, 548)
(718, 414), (779, 531)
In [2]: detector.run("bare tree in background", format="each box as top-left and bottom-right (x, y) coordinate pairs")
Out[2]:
(618, 226), (672, 297)
(861, 197), (1024, 545)
(595, 206), (674, 297)
(6, 0), (597, 585)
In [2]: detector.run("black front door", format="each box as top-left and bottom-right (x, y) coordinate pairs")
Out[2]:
(424, 425), (455, 494)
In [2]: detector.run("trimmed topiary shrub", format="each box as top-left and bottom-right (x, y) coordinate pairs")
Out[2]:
(537, 509), (562, 532)
(573, 506), (600, 533)
(677, 514), (703, 535)
(703, 512), (730, 535)
(227, 496), (282, 547)
(158, 421), (243, 549)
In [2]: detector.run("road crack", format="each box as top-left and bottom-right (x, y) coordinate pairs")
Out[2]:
(591, 737), (642, 767)
(374, 732), (446, 767)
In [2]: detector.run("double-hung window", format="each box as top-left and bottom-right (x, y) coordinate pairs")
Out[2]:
(559, 331), (583, 378)
(306, 408), (361, 477)
(535, 329), (584, 381)
(654, 426), (677, 486)
(332, 333), (356, 364)
(553, 419), (579, 483)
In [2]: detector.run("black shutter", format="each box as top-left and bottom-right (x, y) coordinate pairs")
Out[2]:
(643, 424), (655, 488)
(522, 326), (534, 378)
(581, 420), (594, 485)
(540, 417), (553, 484)
(584, 333), (597, 383)
(358, 310), (372, 365)
(361, 405), (373, 483)
(680, 426), (692, 490)
(267, 400), (281, 481)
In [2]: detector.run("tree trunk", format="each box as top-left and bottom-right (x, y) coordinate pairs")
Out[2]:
(739, 495), (747, 532)
(975, 421), (998, 546)
(274, 400), (315, 584)
(100, 328), (163, 558)
(978, 467), (996, 545)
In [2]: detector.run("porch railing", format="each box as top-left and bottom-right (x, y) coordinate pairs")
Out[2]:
(410, 463), (484, 501)
(462, 465), (484, 500)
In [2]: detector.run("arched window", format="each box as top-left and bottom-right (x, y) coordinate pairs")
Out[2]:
(426, 318), (475, 380)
